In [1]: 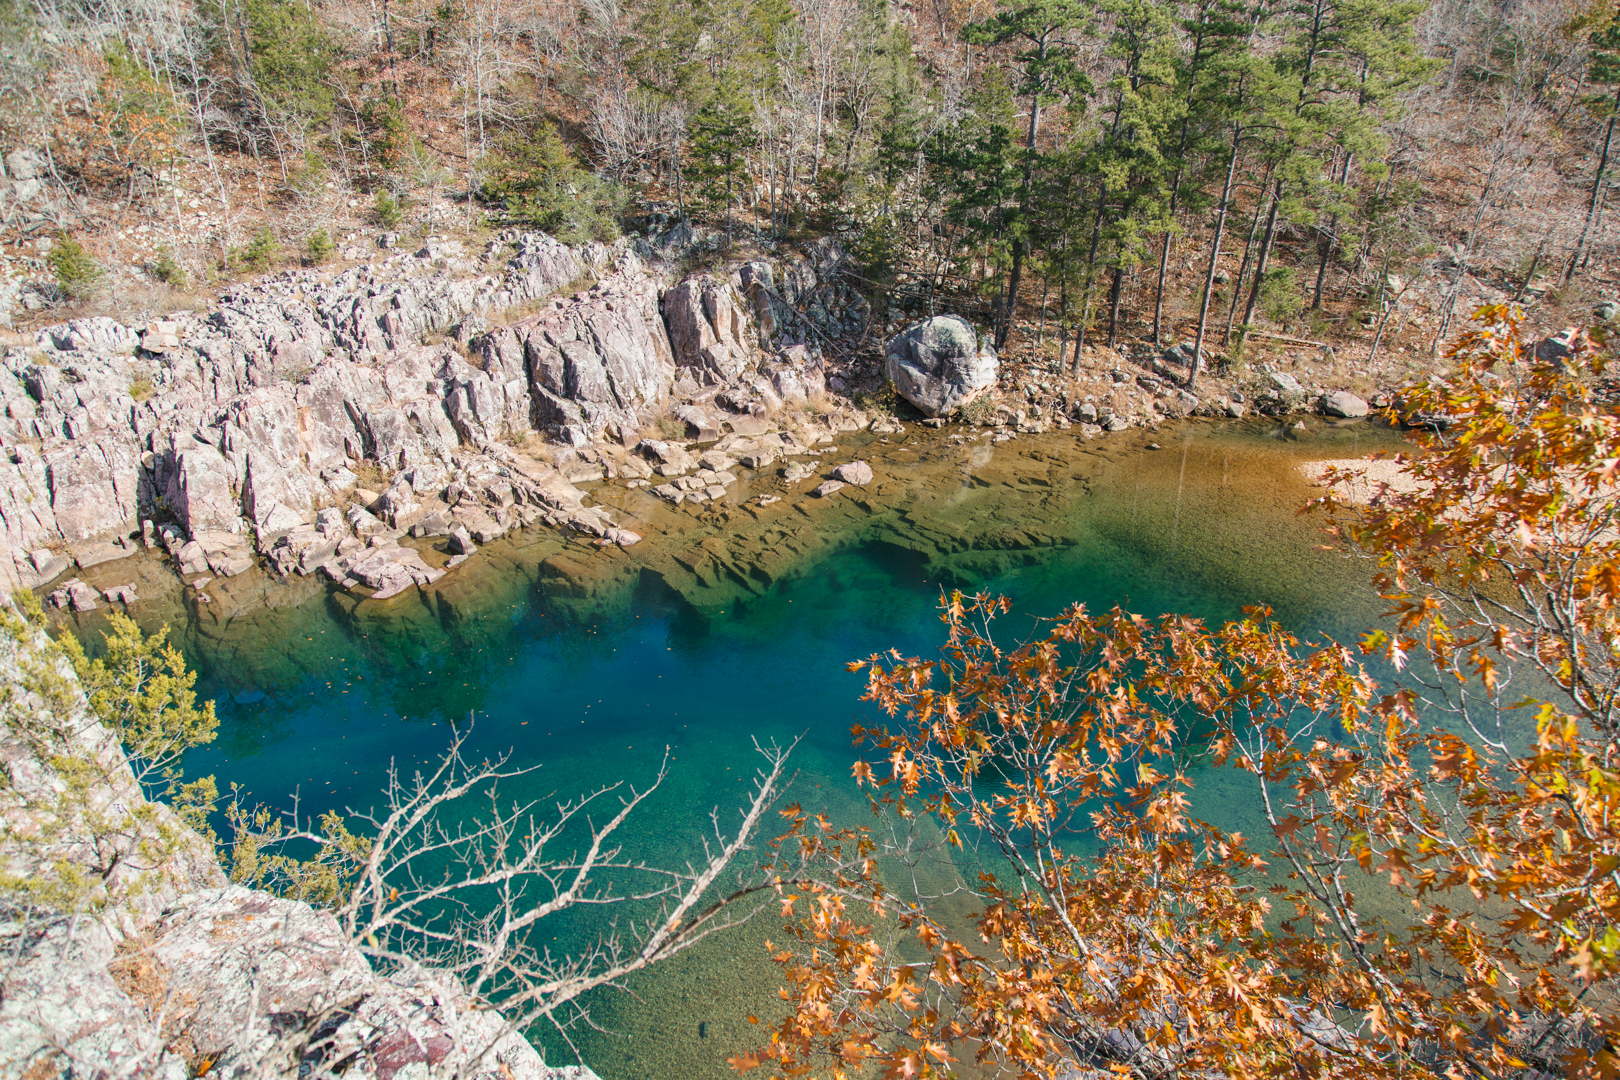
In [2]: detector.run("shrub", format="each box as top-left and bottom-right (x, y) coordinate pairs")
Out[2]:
(1258, 264), (1302, 324)
(373, 190), (404, 229)
(148, 246), (186, 287)
(232, 227), (279, 274)
(958, 391), (997, 425)
(48, 235), (103, 300)
(306, 228), (335, 264)
(477, 123), (625, 244)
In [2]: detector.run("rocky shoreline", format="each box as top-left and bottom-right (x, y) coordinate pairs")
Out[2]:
(0, 223), (1400, 640)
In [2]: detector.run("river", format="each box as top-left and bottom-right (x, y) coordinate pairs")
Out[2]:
(67, 415), (1409, 1080)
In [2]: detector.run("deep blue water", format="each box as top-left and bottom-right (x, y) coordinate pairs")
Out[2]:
(167, 420), (1403, 1079)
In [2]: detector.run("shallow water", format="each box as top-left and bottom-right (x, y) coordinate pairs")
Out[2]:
(147, 417), (1406, 1080)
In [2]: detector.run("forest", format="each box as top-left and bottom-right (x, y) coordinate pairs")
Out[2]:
(1, 0), (1616, 364)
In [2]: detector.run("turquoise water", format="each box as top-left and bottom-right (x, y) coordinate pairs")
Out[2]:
(161, 418), (1404, 1079)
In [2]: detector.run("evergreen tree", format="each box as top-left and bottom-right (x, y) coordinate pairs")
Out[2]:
(1232, 0), (1429, 341)
(1084, 0), (1183, 351)
(963, 0), (1093, 349)
(1186, 0), (1274, 387)
(687, 88), (759, 239)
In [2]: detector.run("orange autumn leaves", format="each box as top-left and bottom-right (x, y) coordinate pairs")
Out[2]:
(734, 308), (1620, 1080)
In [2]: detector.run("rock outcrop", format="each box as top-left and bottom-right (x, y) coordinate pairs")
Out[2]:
(0, 608), (589, 1080)
(0, 227), (846, 603)
(884, 315), (998, 417)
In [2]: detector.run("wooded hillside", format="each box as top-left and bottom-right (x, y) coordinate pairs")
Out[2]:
(1, 0), (1615, 367)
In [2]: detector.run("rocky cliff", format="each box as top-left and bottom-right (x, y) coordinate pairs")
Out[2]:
(0, 606), (595, 1079)
(0, 228), (858, 608)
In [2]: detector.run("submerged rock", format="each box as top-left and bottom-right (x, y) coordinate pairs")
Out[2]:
(884, 315), (998, 417)
(832, 460), (873, 486)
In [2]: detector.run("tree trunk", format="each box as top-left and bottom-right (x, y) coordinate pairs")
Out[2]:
(1072, 194), (1107, 373)
(998, 32), (1048, 351)
(1517, 227), (1552, 301)
(1565, 84), (1619, 287)
(1153, 227), (1177, 350)
(1107, 264), (1124, 349)
(1311, 150), (1354, 310)
(1191, 126), (1242, 392)
(1224, 166), (1274, 343)
(672, 135), (685, 221)
(1238, 176), (1285, 341)
(1000, 241), (1024, 351)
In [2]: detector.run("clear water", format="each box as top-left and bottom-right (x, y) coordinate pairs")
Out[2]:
(122, 418), (1405, 1080)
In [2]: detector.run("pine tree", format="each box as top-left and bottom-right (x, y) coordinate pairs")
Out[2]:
(1092, 0), (1183, 350)
(688, 88), (758, 240)
(963, 0), (1093, 349)
(1150, 0), (1252, 347)
(1186, 0), (1274, 388)
(1232, 0), (1429, 342)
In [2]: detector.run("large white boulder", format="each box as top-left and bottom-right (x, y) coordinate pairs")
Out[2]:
(884, 315), (998, 417)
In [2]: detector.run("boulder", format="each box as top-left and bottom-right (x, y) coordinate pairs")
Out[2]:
(812, 479), (846, 498)
(267, 527), (342, 576)
(102, 583), (137, 604)
(1268, 371), (1304, 394)
(662, 275), (756, 383)
(141, 320), (182, 353)
(1322, 391), (1370, 419)
(48, 440), (142, 542)
(4, 146), (46, 180)
(47, 578), (100, 612)
(167, 443), (240, 536)
(636, 439), (697, 476)
(449, 526), (478, 555)
(1160, 390), (1199, 418)
(73, 539), (135, 569)
(783, 461), (816, 484)
(884, 316), (998, 417)
(346, 542), (445, 600)
(202, 541), (254, 578)
(1534, 330), (1577, 373)
(832, 460), (873, 486)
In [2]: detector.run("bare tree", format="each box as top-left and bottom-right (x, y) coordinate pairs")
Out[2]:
(227, 727), (820, 1071)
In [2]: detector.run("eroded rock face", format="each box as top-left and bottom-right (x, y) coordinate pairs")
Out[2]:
(0, 607), (592, 1080)
(884, 316), (998, 417)
(0, 229), (851, 598)
(662, 275), (757, 384)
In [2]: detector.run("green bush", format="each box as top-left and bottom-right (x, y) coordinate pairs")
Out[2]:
(306, 228), (335, 264)
(148, 246), (186, 287)
(48, 235), (103, 300)
(1259, 266), (1302, 325)
(477, 124), (624, 244)
(234, 227), (279, 273)
(373, 190), (404, 228)
(232, 0), (334, 124)
(959, 392), (998, 426)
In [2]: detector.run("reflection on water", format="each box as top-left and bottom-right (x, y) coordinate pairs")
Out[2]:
(78, 418), (1413, 1080)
